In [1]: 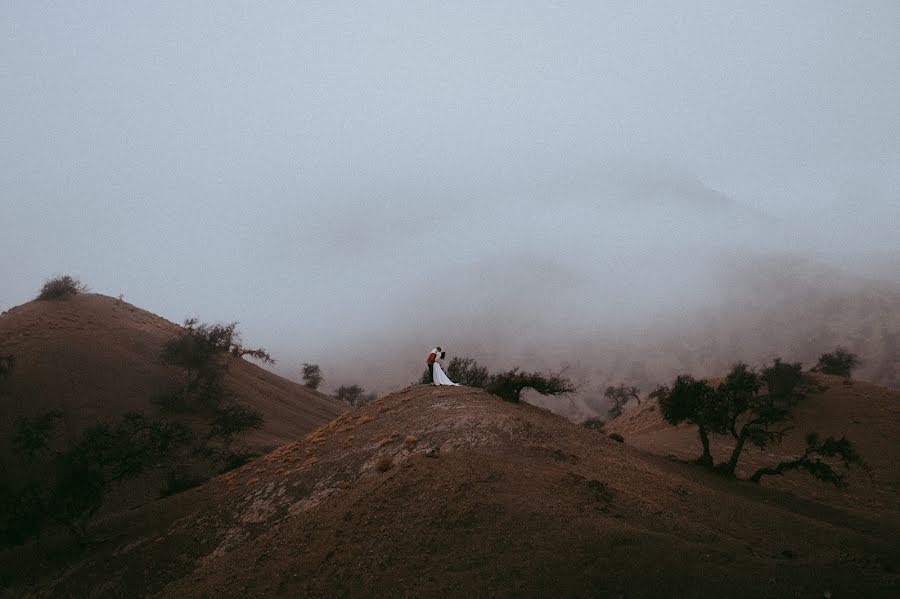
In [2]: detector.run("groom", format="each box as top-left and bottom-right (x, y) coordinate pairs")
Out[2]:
(425, 346), (442, 383)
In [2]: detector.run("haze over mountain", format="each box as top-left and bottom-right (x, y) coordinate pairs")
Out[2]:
(2, 4), (898, 409)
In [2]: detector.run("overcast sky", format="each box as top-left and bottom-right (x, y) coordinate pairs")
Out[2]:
(2, 2), (898, 394)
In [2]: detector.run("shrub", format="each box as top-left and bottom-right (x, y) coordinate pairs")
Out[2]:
(335, 384), (376, 406)
(12, 410), (63, 461)
(207, 404), (263, 444)
(301, 363), (323, 390)
(0, 355), (14, 381)
(812, 347), (861, 378)
(160, 466), (206, 498)
(37, 275), (86, 300)
(446, 357), (492, 387)
(582, 418), (606, 431)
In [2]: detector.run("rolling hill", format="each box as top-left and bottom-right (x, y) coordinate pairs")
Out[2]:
(604, 373), (900, 518)
(8, 383), (897, 598)
(0, 293), (343, 454)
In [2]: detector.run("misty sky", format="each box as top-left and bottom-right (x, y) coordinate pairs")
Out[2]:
(2, 3), (898, 396)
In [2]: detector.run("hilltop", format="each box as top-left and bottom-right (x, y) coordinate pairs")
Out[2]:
(0, 293), (343, 453)
(11, 384), (898, 598)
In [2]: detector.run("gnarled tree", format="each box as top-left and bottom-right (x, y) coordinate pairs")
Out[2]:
(605, 384), (641, 419)
(750, 433), (864, 487)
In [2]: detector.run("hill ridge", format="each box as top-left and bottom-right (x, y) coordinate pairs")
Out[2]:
(15, 383), (898, 598)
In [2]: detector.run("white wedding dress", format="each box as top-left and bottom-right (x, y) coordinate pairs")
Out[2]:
(432, 360), (459, 386)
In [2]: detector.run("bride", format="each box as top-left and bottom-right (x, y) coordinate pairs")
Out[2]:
(432, 353), (459, 386)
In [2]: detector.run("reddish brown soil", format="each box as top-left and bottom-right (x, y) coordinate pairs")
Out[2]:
(0, 294), (343, 454)
(605, 374), (900, 519)
(10, 385), (898, 598)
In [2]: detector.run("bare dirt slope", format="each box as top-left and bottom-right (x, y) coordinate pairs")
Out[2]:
(15, 385), (898, 598)
(0, 294), (343, 454)
(605, 374), (900, 518)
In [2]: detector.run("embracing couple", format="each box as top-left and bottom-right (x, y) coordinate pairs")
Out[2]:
(425, 346), (459, 386)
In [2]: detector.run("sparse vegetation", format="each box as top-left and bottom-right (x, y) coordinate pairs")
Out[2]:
(12, 410), (63, 460)
(1, 411), (192, 544)
(162, 319), (273, 392)
(301, 363), (323, 390)
(335, 384), (376, 407)
(446, 357), (492, 387)
(207, 404), (263, 444)
(0, 354), (14, 381)
(486, 368), (576, 403)
(161, 318), (273, 412)
(36, 275), (86, 300)
(657, 359), (862, 486)
(420, 355), (575, 404)
(582, 418), (606, 431)
(812, 347), (861, 378)
(605, 384), (641, 419)
(647, 384), (669, 402)
(659, 360), (810, 473)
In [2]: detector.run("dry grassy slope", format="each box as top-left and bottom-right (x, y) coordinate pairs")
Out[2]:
(21, 385), (899, 598)
(0, 294), (343, 453)
(605, 374), (900, 516)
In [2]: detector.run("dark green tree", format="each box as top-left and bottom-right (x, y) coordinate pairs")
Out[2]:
(486, 368), (575, 403)
(12, 410), (63, 461)
(301, 363), (323, 390)
(446, 357), (492, 387)
(716, 363), (778, 476)
(335, 384), (374, 406)
(162, 318), (273, 399)
(208, 404), (263, 445)
(658, 375), (722, 467)
(812, 347), (861, 378)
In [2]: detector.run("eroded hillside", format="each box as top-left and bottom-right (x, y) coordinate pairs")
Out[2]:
(12, 384), (898, 598)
